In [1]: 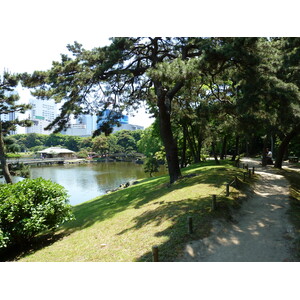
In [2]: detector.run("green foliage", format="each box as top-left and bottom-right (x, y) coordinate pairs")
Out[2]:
(92, 135), (108, 155)
(138, 125), (162, 157)
(0, 178), (74, 248)
(79, 137), (93, 149)
(63, 135), (82, 151)
(114, 130), (138, 152)
(144, 156), (160, 177)
(76, 149), (89, 158)
(31, 145), (46, 152)
(10, 163), (31, 178)
(5, 153), (21, 158)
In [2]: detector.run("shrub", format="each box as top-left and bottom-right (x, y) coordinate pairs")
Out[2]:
(5, 153), (21, 159)
(76, 149), (89, 158)
(0, 178), (74, 249)
(144, 157), (160, 177)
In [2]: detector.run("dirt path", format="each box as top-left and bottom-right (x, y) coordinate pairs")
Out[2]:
(178, 158), (297, 262)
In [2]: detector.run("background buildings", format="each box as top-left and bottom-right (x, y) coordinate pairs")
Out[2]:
(26, 98), (57, 135)
(13, 96), (144, 136)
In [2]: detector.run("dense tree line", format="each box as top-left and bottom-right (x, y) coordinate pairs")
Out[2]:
(11, 130), (143, 156)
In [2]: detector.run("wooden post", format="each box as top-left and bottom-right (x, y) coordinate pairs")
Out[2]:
(248, 169), (251, 178)
(226, 183), (230, 196)
(243, 172), (246, 182)
(252, 166), (255, 174)
(211, 195), (217, 210)
(242, 163), (245, 169)
(188, 216), (193, 234)
(234, 176), (238, 188)
(246, 164), (249, 170)
(152, 246), (159, 262)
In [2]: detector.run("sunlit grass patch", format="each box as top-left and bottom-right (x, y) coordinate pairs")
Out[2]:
(16, 160), (250, 262)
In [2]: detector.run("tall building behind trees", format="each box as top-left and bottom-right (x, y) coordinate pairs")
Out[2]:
(26, 98), (57, 135)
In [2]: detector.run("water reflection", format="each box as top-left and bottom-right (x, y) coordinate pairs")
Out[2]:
(27, 162), (167, 206)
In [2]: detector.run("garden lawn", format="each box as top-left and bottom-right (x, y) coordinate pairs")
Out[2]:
(17, 161), (249, 262)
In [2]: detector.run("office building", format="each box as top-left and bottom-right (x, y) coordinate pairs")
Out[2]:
(26, 98), (57, 135)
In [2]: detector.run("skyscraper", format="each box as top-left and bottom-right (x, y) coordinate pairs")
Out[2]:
(26, 98), (57, 134)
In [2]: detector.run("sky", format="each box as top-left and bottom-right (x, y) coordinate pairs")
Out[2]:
(1, 1), (299, 297)
(1, 0), (299, 129)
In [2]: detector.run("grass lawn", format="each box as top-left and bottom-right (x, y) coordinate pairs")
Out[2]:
(15, 161), (252, 262)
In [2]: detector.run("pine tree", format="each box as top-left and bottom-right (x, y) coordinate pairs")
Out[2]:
(0, 71), (31, 183)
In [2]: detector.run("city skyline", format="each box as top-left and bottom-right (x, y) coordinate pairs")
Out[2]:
(13, 90), (148, 135)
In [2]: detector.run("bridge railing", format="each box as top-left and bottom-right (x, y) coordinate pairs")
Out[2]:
(7, 157), (69, 164)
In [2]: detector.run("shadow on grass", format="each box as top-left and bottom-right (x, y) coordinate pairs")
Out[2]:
(5, 160), (247, 261)
(61, 161), (239, 235)
(135, 191), (244, 262)
(117, 196), (215, 261)
(0, 232), (70, 262)
(131, 195), (241, 262)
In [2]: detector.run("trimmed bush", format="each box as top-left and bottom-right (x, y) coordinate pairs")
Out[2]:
(0, 178), (74, 248)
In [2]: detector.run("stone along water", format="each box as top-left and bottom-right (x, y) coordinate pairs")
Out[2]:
(29, 162), (167, 206)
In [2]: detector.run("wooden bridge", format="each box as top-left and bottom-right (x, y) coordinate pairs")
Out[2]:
(7, 158), (87, 167)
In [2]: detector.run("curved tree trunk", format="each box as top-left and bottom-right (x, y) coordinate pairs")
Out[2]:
(220, 135), (227, 160)
(231, 135), (240, 161)
(158, 97), (181, 184)
(0, 126), (12, 184)
(274, 124), (300, 168)
(212, 141), (220, 165)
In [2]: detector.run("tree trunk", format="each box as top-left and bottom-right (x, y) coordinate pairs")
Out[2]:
(196, 131), (203, 163)
(180, 125), (187, 168)
(186, 128), (197, 163)
(0, 125), (12, 184)
(274, 124), (300, 169)
(261, 136), (268, 167)
(211, 141), (220, 165)
(220, 135), (227, 160)
(158, 98), (181, 184)
(231, 135), (240, 161)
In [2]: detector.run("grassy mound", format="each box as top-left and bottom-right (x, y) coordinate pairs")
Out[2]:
(15, 161), (251, 262)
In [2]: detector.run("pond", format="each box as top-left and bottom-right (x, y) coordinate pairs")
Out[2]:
(24, 162), (167, 206)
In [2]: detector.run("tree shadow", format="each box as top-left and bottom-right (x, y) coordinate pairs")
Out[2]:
(0, 232), (70, 262)
(117, 194), (242, 262)
(60, 162), (238, 236)
(5, 161), (243, 261)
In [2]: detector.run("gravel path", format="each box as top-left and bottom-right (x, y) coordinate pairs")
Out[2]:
(178, 158), (297, 262)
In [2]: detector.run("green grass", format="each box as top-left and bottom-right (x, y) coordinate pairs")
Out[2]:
(14, 161), (251, 262)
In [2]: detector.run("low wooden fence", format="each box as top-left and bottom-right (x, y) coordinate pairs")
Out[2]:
(151, 161), (256, 262)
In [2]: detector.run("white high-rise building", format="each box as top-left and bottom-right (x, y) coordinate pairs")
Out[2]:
(26, 98), (58, 135)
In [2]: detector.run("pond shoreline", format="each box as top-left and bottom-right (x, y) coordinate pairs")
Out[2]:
(7, 157), (144, 167)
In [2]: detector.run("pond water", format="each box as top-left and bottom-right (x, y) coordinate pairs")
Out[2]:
(19, 162), (167, 206)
